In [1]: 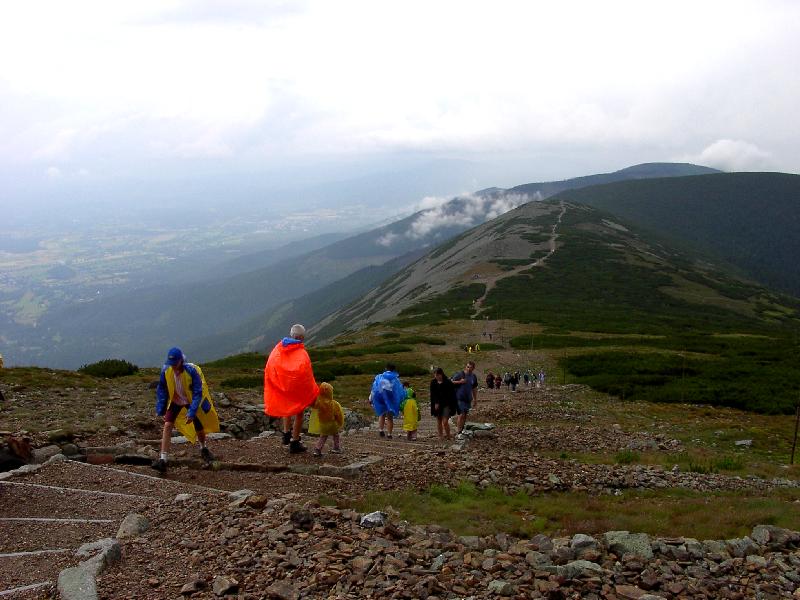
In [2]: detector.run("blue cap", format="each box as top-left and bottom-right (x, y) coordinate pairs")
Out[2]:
(166, 347), (184, 366)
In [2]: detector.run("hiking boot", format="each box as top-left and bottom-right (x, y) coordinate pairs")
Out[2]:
(151, 458), (167, 474)
(282, 431), (291, 445)
(330, 447), (342, 454)
(289, 439), (307, 454)
(200, 447), (214, 463)
(311, 448), (322, 457)
(386, 434), (393, 439)
(378, 430), (385, 438)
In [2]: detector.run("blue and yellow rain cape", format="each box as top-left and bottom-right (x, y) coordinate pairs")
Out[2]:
(155, 362), (219, 443)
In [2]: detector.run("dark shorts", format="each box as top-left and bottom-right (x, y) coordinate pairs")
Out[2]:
(457, 398), (472, 415)
(164, 403), (203, 431)
(433, 405), (453, 419)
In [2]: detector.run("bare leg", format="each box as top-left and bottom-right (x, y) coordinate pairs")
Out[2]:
(378, 414), (386, 432)
(442, 417), (451, 439)
(332, 434), (340, 450)
(291, 413), (303, 441)
(283, 416), (290, 434)
(315, 435), (328, 451)
(160, 422), (174, 455)
(436, 416), (444, 438)
(457, 413), (467, 434)
(386, 415), (394, 436)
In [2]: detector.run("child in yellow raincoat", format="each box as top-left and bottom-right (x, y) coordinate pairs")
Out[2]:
(401, 382), (420, 440)
(308, 383), (344, 456)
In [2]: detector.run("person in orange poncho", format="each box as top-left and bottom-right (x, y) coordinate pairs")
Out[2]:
(264, 324), (319, 454)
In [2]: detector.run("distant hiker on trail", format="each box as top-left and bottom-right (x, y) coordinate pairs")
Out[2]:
(264, 324), (319, 454)
(370, 363), (404, 439)
(452, 360), (478, 440)
(523, 372), (530, 387)
(538, 369), (546, 388)
(308, 382), (344, 457)
(485, 371), (495, 389)
(152, 347), (219, 474)
(430, 367), (457, 440)
(509, 371), (518, 392)
(401, 381), (420, 441)
(494, 373), (502, 389)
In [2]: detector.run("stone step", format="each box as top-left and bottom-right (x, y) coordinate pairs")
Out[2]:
(0, 520), (117, 553)
(0, 581), (53, 598)
(0, 481), (151, 519)
(0, 551), (77, 594)
(19, 459), (227, 498)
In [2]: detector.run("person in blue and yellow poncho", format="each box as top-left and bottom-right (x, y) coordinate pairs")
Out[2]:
(151, 347), (219, 474)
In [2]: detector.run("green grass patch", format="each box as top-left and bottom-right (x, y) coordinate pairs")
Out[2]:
(344, 481), (800, 540)
(220, 375), (264, 389)
(204, 352), (265, 369)
(309, 343), (412, 362)
(561, 341), (800, 414)
(391, 283), (486, 327)
(492, 258), (531, 271)
(614, 449), (640, 464)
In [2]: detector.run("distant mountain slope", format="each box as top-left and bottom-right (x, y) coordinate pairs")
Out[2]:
(313, 198), (799, 341)
(486, 162), (720, 200)
(186, 249), (427, 361)
(553, 172), (800, 296)
(1, 162), (725, 368)
(25, 194), (519, 368)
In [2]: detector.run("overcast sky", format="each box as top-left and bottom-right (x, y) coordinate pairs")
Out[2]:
(1, 0), (799, 212)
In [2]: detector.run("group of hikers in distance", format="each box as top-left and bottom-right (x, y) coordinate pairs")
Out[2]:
(149, 323), (486, 473)
(485, 369), (546, 391)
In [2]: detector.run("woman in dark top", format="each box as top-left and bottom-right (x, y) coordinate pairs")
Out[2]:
(430, 367), (457, 440)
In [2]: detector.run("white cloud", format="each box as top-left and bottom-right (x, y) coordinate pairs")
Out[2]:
(414, 195), (451, 211)
(0, 1), (799, 178)
(376, 232), (399, 247)
(406, 193), (526, 240)
(685, 139), (773, 172)
(45, 166), (61, 178)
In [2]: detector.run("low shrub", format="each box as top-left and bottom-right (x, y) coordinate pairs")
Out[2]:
(78, 359), (139, 378)
(220, 375), (263, 389)
(615, 450), (640, 464)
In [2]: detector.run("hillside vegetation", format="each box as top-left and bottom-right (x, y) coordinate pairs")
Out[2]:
(317, 198), (800, 414)
(554, 172), (800, 296)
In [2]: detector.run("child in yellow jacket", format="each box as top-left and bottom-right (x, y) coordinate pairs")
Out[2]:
(309, 382), (344, 456)
(401, 382), (420, 440)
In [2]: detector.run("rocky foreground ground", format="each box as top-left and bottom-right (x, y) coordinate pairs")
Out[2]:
(1, 385), (799, 598)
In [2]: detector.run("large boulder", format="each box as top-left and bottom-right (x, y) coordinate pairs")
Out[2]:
(117, 513), (150, 539)
(751, 525), (800, 549)
(604, 531), (654, 560)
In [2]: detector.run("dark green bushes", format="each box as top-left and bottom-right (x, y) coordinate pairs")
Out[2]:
(78, 359), (139, 378)
(220, 375), (264, 389)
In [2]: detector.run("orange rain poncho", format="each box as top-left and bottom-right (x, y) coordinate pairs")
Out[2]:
(263, 338), (320, 418)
